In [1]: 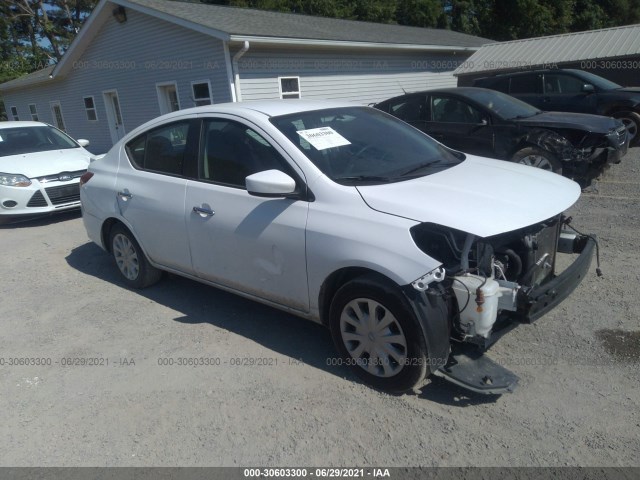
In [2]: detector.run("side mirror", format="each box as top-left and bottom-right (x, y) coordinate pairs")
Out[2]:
(246, 169), (297, 198)
(582, 84), (595, 93)
(77, 139), (90, 147)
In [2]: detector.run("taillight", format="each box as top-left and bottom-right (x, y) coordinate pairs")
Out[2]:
(79, 171), (94, 186)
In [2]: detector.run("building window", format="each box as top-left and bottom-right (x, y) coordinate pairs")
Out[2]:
(50, 101), (66, 131)
(84, 96), (98, 121)
(279, 77), (301, 99)
(28, 104), (39, 121)
(191, 81), (212, 106)
(10, 106), (19, 121)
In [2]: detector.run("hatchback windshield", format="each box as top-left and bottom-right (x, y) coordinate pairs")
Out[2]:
(0, 125), (79, 157)
(463, 89), (540, 120)
(271, 107), (462, 184)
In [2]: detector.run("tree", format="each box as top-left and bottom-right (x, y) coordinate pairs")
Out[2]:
(0, 0), (97, 82)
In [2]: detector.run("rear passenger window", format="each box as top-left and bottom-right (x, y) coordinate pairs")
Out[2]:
(387, 95), (428, 123)
(509, 74), (541, 94)
(125, 121), (191, 175)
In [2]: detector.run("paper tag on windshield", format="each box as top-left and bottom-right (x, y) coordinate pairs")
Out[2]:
(0, 135), (3, 142)
(297, 127), (351, 150)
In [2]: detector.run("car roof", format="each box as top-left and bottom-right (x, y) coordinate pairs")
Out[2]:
(379, 87), (498, 103)
(0, 121), (49, 130)
(482, 68), (583, 78)
(158, 99), (362, 120)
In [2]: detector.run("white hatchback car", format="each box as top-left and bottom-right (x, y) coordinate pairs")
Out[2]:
(0, 121), (94, 222)
(81, 100), (596, 394)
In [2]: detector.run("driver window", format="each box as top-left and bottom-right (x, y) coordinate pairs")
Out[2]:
(431, 96), (486, 124)
(200, 119), (292, 188)
(544, 74), (584, 94)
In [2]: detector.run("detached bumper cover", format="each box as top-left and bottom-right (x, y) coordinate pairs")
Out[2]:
(516, 236), (596, 323)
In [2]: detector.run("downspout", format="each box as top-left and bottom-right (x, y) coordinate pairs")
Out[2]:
(232, 41), (250, 102)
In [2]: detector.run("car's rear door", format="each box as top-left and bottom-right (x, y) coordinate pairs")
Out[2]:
(508, 73), (544, 108)
(184, 116), (310, 312)
(425, 94), (495, 157)
(115, 117), (199, 273)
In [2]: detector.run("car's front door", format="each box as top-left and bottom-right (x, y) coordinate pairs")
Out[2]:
(541, 72), (598, 114)
(425, 94), (494, 156)
(115, 118), (199, 273)
(185, 117), (310, 312)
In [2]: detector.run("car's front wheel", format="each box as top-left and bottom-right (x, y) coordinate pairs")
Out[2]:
(613, 111), (640, 147)
(109, 224), (162, 289)
(329, 274), (429, 392)
(512, 147), (563, 174)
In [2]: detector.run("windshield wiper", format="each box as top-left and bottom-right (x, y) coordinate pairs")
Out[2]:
(399, 160), (453, 177)
(511, 112), (541, 120)
(334, 175), (392, 184)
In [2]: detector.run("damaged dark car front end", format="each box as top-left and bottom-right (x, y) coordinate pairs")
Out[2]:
(374, 87), (629, 185)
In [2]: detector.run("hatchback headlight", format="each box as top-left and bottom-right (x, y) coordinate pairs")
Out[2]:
(0, 173), (32, 187)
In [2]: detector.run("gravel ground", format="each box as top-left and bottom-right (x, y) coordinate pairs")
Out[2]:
(0, 149), (638, 468)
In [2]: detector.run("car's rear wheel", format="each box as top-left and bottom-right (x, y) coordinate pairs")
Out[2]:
(512, 147), (563, 174)
(109, 224), (162, 289)
(613, 111), (640, 147)
(329, 274), (429, 393)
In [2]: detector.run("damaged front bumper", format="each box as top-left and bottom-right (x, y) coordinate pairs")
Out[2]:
(515, 234), (596, 323)
(416, 231), (596, 395)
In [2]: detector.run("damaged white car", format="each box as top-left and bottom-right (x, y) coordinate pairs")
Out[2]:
(80, 101), (597, 394)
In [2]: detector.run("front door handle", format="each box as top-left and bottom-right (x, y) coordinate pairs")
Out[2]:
(117, 191), (132, 200)
(193, 206), (215, 217)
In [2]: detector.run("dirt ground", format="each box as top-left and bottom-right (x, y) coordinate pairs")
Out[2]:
(1, 149), (638, 468)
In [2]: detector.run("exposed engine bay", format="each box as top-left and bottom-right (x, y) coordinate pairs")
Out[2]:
(411, 215), (595, 347)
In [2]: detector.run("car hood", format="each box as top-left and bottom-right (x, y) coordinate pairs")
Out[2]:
(356, 155), (580, 238)
(0, 148), (91, 178)
(616, 87), (640, 94)
(514, 111), (617, 132)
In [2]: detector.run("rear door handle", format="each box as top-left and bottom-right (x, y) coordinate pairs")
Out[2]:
(117, 191), (132, 200)
(193, 206), (214, 217)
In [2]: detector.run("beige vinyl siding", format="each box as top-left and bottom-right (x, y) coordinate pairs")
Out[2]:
(2, 9), (231, 153)
(235, 48), (465, 104)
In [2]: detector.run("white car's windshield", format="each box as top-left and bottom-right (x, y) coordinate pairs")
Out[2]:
(271, 107), (463, 184)
(0, 126), (78, 157)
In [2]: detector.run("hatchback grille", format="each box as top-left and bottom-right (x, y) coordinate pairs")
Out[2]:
(45, 184), (80, 205)
(27, 190), (48, 207)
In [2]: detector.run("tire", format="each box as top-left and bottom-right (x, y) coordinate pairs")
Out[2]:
(512, 146), (563, 174)
(329, 274), (429, 393)
(612, 111), (640, 147)
(109, 224), (162, 289)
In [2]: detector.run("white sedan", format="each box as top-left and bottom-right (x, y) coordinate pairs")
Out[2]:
(80, 100), (596, 394)
(0, 121), (94, 222)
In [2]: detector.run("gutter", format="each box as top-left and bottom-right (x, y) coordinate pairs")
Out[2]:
(231, 40), (250, 102)
(229, 36), (482, 52)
